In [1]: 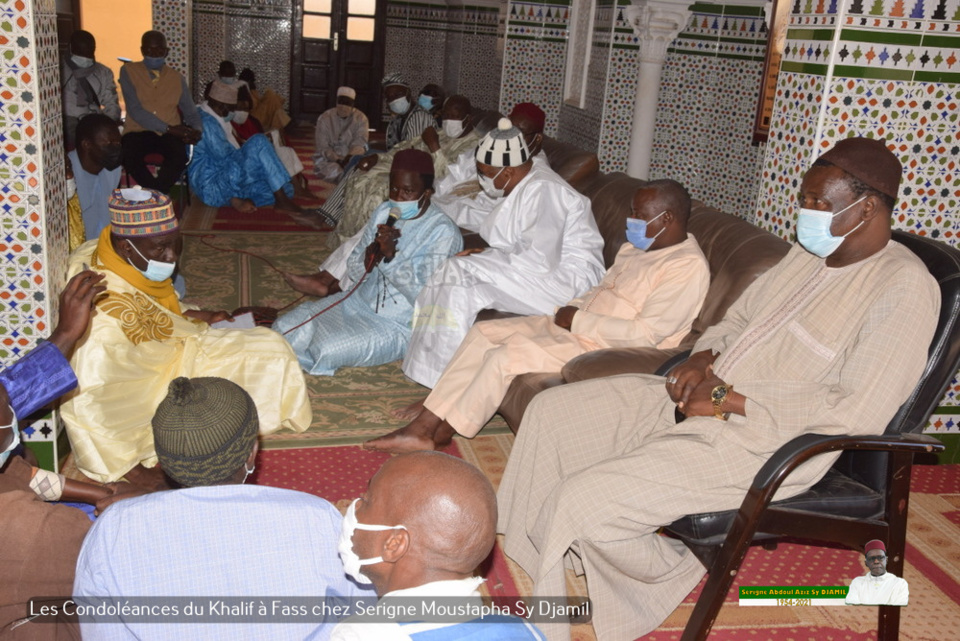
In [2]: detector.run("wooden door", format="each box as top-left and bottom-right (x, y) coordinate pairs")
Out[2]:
(292, 0), (386, 128)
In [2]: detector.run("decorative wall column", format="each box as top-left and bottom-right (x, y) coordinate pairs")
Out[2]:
(624, 0), (689, 179)
(0, 0), (70, 469)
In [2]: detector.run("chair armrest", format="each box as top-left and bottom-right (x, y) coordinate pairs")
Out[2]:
(751, 432), (943, 497)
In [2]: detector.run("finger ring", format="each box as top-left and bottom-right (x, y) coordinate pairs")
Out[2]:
(667, 376), (678, 384)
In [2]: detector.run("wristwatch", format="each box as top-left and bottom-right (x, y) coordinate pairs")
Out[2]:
(711, 384), (732, 421)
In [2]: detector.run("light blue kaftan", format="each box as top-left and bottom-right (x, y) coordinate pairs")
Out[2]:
(274, 202), (463, 375)
(188, 109), (294, 208)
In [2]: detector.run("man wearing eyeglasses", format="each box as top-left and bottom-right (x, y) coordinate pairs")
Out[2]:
(845, 539), (909, 605)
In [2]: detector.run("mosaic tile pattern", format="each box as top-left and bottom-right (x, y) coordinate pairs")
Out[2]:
(191, 1), (293, 104)
(0, 0), (71, 465)
(648, 4), (767, 217)
(153, 0), (191, 79)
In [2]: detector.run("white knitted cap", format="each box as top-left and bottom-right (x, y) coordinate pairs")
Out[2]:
(475, 117), (530, 168)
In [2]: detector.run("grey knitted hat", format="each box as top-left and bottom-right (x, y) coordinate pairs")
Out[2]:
(152, 377), (259, 487)
(475, 118), (529, 168)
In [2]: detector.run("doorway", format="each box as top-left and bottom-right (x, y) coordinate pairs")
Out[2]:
(292, 0), (387, 128)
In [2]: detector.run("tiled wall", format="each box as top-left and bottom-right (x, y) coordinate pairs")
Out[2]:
(191, 0), (293, 103)
(499, 0), (571, 133)
(384, 1), (502, 113)
(755, 0), (960, 433)
(154, 0), (191, 79)
(649, 3), (768, 218)
(0, 0), (70, 463)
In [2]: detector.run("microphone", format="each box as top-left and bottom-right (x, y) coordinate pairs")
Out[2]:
(364, 207), (401, 273)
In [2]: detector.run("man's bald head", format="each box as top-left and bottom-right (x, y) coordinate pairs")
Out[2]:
(368, 452), (497, 575)
(644, 179), (692, 226)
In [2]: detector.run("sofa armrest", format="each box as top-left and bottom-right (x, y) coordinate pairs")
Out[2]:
(561, 346), (686, 383)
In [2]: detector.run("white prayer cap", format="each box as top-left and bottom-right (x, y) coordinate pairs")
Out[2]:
(209, 79), (238, 104)
(337, 86), (356, 100)
(475, 118), (530, 168)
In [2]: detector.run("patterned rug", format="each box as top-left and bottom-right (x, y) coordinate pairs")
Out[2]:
(178, 230), (512, 447)
(250, 441), (960, 641)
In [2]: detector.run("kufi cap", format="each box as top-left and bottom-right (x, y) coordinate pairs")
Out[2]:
(337, 86), (356, 99)
(864, 540), (886, 554)
(382, 72), (408, 89)
(392, 148), (435, 176)
(109, 187), (178, 237)
(475, 118), (530, 168)
(817, 137), (902, 199)
(153, 377), (259, 487)
(509, 102), (546, 133)
(209, 79), (238, 104)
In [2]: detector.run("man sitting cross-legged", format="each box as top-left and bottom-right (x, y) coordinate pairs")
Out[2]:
(369, 180), (709, 452)
(75, 377), (374, 641)
(274, 149), (462, 376)
(331, 451), (545, 640)
(62, 188), (311, 483)
(189, 79), (319, 217)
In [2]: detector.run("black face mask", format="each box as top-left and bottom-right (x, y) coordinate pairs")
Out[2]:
(101, 147), (123, 170)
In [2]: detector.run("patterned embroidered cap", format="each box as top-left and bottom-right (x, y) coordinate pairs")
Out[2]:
(208, 79), (238, 104)
(381, 72), (408, 89)
(153, 377), (259, 487)
(475, 118), (529, 168)
(109, 187), (178, 237)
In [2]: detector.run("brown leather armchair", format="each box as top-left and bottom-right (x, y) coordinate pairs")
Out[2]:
(497, 198), (792, 432)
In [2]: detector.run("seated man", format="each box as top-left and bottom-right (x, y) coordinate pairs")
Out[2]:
(74, 377), (374, 641)
(61, 29), (120, 149)
(314, 86), (369, 183)
(67, 114), (123, 244)
(400, 119), (605, 391)
(238, 66), (292, 133)
(274, 150), (462, 375)
(332, 451), (544, 640)
(62, 188), (311, 483)
(417, 82), (445, 125)
(382, 72), (434, 151)
(433, 102), (546, 226)
(119, 30), (202, 194)
(845, 540), (909, 605)
(496, 137), (940, 640)
(370, 180), (710, 452)
(189, 80), (316, 216)
(326, 94), (480, 245)
(0, 270), (109, 641)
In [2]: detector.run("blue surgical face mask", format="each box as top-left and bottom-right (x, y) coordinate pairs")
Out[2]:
(221, 77), (237, 85)
(223, 111), (235, 123)
(388, 194), (425, 220)
(626, 211), (666, 251)
(796, 196), (866, 258)
(388, 96), (410, 115)
(418, 94), (435, 110)
(71, 55), (94, 69)
(143, 56), (166, 71)
(127, 239), (177, 282)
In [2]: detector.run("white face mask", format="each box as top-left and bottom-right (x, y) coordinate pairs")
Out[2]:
(233, 110), (249, 125)
(388, 96), (410, 115)
(478, 167), (506, 199)
(796, 196), (866, 258)
(443, 119), (464, 138)
(126, 239), (177, 282)
(71, 54), (94, 69)
(338, 498), (406, 585)
(242, 462), (255, 484)
(66, 178), (77, 200)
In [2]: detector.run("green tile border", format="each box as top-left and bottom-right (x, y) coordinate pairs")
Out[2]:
(927, 432), (960, 465)
(787, 28), (837, 41)
(921, 34), (960, 48)
(913, 71), (960, 83)
(839, 28), (923, 46)
(689, 2), (765, 16)
(833, 64), (914, 81)
(781, 60), (830, 75)
(935, 407), (960, 414)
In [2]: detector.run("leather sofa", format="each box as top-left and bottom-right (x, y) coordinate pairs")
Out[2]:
(493, 169), (792, 432)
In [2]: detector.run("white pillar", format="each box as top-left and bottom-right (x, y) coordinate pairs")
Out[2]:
(624, 0), (690, 180)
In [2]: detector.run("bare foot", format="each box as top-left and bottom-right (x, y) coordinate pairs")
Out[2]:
(293, 175), (314, 199)
(282, 271), (331, 297)
(364, 409), (455, 453)
(230, 197), (257, 213)
(391, 397), (427, 421)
